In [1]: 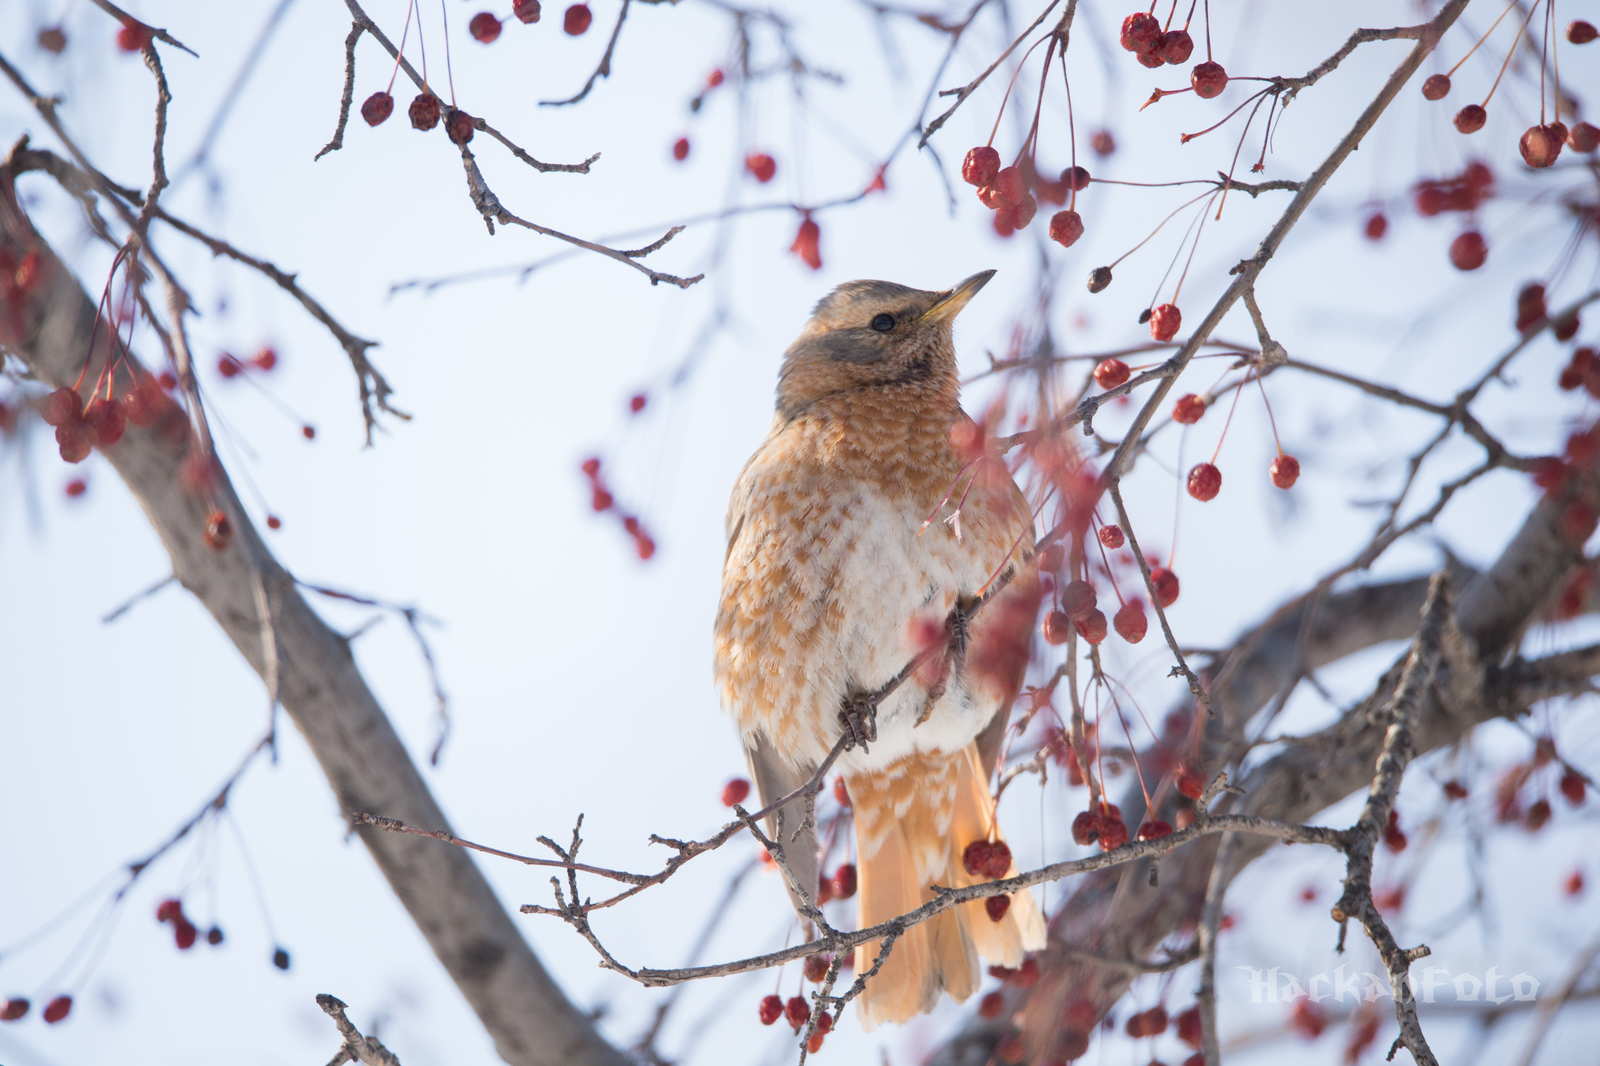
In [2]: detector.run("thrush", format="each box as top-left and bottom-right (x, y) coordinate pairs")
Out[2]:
(714, 271), (1047, 1029)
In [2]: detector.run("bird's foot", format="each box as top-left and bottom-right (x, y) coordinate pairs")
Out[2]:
(838, 693), (879, 753)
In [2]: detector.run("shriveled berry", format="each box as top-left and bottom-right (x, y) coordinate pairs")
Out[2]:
(1098, 524), (1124, 548)
(1421, 74), (1451, 101)
(409, 93), (442, 131)
(1186, 462), (1221, 501)
(42, 995), (71, 1023)
(978, 991), (1004, 1018)
(785, 995), (811, 1030)
(1172, 393), (1205, 423)
(563, 4), (592, 34)
(514, 0), (542, 23)
(1149, 566), (1179, 607)
(1176, 763), (1205, 799)
(1568, 20), (1598, 44)
(1453, 104), (1486, 134)
(446, 109), (476, 145)
(360, 91), (394, 126)
(207, 925), (224, 945)
(1114, 601), (1147, 643)
(1063, 165), (1091, 191)
(832, 863), (857, 899)
(1061, 579), (1097, 620)
(117, 21), (153, 52)
(1158, 29), (1194, 64)
(1, 998), (28, 1021)
(993, 166), (1026, 206)
(758, 994), (784, 1025)
(1093, 358), (1129, 389)
(1270, 454), (1300, 489)
(204, 510), (233, 551)
(1119, 12), (1161, 54)
(985, 894), (1011, 922)
(1078, 608), (1108, 644)
(1049, 209), (1085, 248)
(983, 840), (1012, 878)
(672, 136), (689, 161)
(1520, 124), (1564, 168)
(1364, 212), (1388, 240)
(1137, 50), (1165, 68)
(1042, 609), (1073, 645)
(1097, 805), (1128, 849)
(273, 948), (291, 970)
(745, 152), (776, 183)
(469, 13), (502, 43)
(43, 386), (84, 426)
(84, 396), (126, 446)
(1190, 61), (1227, 99)
(963, 839), (995, 876)
(1570, 122), (1600, 153)
(962, 146), (1001, 187)
(1137, 819), (1173, 840)
(1072, 810), (1099, 844)
(38, 27), (67, 53)
(1087, 265), (1112, 293)
(1150, 302), (1182, 341)
(721, 778), (750, 806)
(1449, 230), (1487, 271)
(803, 953), (831, 982)
(1560, 770), (1586, 805)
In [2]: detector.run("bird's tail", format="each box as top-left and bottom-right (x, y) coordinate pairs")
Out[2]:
(848, 744), (1046, 1030)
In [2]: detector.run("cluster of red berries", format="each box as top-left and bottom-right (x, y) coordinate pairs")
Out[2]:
(1119, 10), (1226, 100)
(580, 457), (656, 559)
(156, 897), (224, 951)
(40, 377), (185, 464)
(1124, 1004), (1168, 1038)
(814, 863), (857, 904)
(1, 994), (72, 1024)
(757, 994), (834, 1051)
(960, 147), (1091, 242)
(116, 18), (153, 52)
(362, 88), (478, 146)
(1071, 801), (1128, 849)
(463, 2), (587, 44)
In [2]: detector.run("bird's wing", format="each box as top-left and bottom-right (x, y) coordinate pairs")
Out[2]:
(744, 731), (821, 915)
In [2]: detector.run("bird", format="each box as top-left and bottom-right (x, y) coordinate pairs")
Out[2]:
(714, 271), (1047, 1029)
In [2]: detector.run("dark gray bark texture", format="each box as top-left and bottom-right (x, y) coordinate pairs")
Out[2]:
(1, 161), (628, 1066)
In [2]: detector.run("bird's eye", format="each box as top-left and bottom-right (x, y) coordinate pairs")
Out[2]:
(870, 313), (895, 332)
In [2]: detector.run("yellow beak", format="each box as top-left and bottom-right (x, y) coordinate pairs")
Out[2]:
(922, 269), (996, 324)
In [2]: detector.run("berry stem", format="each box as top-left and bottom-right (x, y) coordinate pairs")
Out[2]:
(1203, 0), (1212, 60)
(1254, 372), (1285, 455)
(1182, 0), (1198, 32)
(1212, 92), (1274, 219)
(1059, 53), (1078, 211)
(1020, 37), (1057, 162)
(1108, 189), (1216, 271)
(388, 0), (417, 94)
(1445, 0), (1520, 78)
(1180, 87), (1273, 145)
(988, 35), (1052, 149)
(1210, 369), (1249, 465)
(1482, 0), (1541, 108)
(439, 0), (458, 107)
(1538, 0), (1549, 124)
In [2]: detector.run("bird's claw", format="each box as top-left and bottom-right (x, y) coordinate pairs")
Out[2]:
(839, 694), (878, 753)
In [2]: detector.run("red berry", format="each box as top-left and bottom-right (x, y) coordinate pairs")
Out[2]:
(1449, 230), (1487, 271)
(1098, 524), (1124, 548)
(1526, 798), (1552, 830)
(117, 21), (153, 52)
(1137, 819), (1173, 840)
(1421, 74), (1451, 100)
(1520, 124), (1564, 168)
(84, 396), (126, 447)
(758, 994), (784, 1025)
(1176, 1004), (1202, 1047)
(1190, 61), (1227, 99)
(42, 995), (71, 1023)
(1098, 805), (1129, 849)
(446, 109), (475, 145)
(1570, 122), (1600, 153)
(984, 840), (1013, 879)
(985, 894), (1011, 922)
(1093, 358), (1129, 389)
(634, 533), (656, 560)
(1560, 770), (1586, 805)
(785, 995), (811, 1030)
(791, 217), (822, 270)
(1119, 12), (1161, 54)
(409, 93), (442, 131)
(1078, 608), (1108, 644)
(581, 457), (602, 477)
(360, 91), (394, 126)
(38, 27), (67, 53)
(833, 777), (851, 806)
(56, 420), (93, 463)
(1049, 209), (1085, 249)
(672, 136), (689, 161)
(1041, 609), (1072, 645)
(963, 839), (995, 876)
(1290, 998), (1326, 1039)
(1060, 579), (1097, 620)
(42, 386), (83, 426)
(1091, 129), (1115, 156)
(1072, 810), (1099, 845)
(157, 898), (184, 923)
(1364, 212), (1388, 240)
(1186, 462), (1221, 501)
(707, 69), (725, 88)
(1516, 283), (1549, 331)
(1567, 869), (1586, 896)
(979, 991), (1004, 1018)
(1172, 393), (1205, 424)
(991, 166), (1025, 206)
(1113, 601), (1147, 643)
(204, 510), (233, 551)
(1, 998), (28, 1022)
(832, 863), (857, 899)
(64, 477), (86, 498)
(1063, 999), (1097, 1031)
(803, 953), (831, 982)
(1063, 165), (1091, 191)
(1158, 29), (1194, 64)
(158, 371), (177, 389)
(218, 354), (244, 379)
(1176, 764), (1205, 799)
(469, 12), (502, 42)
(1150, 302), (1182, 341)
(175, 919), (198, 949)
(513, 0), (542, 23)
(302, 424), (317, 440)
(591, 487), (614, 511)
(745, 152), (777, 183)
(1003, 193), (1038, 230)
(1039, 543), (1065, 572)
(628, 393), (648, 414)
(1148, 566), (1179, 607)
(721, 778), (750, 806)
(962, 146), (1001, 187)
(1270, 454), (1300, 489)
(1555, 310), (1582, 342)
(1530, 456), (1567, 489)
(563, 4), (592, 34)
(1137, 50), (1165, 69)
(1568, 20), (1598, 44)
(1453, 104), (1486, 134)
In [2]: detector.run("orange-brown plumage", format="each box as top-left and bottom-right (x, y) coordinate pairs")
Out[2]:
(714, 273), (1046, 1028)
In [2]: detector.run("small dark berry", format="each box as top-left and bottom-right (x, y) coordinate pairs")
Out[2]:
(360, 92), (394, 126)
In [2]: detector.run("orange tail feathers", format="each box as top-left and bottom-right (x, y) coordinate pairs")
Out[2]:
(849, 745), (1046, 1030)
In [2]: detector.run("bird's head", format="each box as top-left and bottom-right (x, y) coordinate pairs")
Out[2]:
(775, 270), (995, 418)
